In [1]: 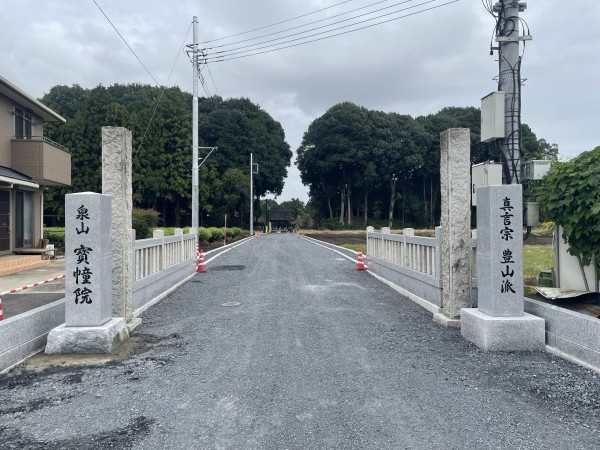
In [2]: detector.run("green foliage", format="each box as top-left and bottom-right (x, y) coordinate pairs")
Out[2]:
(198, 227), (212, 243)
(537, 146), (600, 268)
(297, 102), (557, 229)
(151, 227), (190, 236)
(132, 208), (160, 239)
(227, 227), (242, 238)
(44, 227), (65, 248)
(208, 227), (224, 241)
(41, 85), (292, 228)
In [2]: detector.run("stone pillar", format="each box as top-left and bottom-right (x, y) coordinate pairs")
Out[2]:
(461, 185), (545, 351)
(45, 193), (128, 354)
(435, 129), (472, 327)
(102, 127), (133, 321)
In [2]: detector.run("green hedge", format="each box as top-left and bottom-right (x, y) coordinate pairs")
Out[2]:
(208, 227), (224, 241)
(198, 227), (212, 243)
(227, 227), (242, 238)
(44, 227), (65, 248)
(132, 208), (160, 239)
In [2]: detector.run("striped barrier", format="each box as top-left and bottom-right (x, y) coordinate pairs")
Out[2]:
(0, 274), (66, 322)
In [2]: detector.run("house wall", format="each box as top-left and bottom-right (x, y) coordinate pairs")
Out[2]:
(0, 93), (13, 166)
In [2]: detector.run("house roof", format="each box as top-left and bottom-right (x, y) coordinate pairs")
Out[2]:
(0, 75), (66, 123)
(0, 166), (39, 188)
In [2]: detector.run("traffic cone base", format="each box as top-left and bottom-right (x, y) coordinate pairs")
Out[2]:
(197, 249), (207, 273)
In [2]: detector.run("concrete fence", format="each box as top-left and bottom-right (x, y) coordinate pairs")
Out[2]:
(366, 226), (600, 371)
(131, 230), (197, 317)
(1, 229), (199, 372)
(367, 227), (445, 310)
(133, 231), (196, 282)
(368, 227), (441, 278)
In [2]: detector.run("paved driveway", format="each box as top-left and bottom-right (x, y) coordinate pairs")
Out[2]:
(1, 234), (598, 449)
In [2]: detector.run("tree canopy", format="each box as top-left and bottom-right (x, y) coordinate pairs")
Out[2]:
(41, 84), (292, 227)
(297, 101), (559, 229)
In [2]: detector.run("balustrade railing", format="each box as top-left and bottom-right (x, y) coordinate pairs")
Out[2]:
(133, 230), (196, 282)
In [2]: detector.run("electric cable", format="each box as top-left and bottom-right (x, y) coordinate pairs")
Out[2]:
(204, 54), (220, 96)
(91, 0), (160, 86)
(203, 1), (460, 64)
(135, 21), (193, 158)
(207, 0), (402, 50)
(206, 0), (435, 59)
(200, 0), (355, 44)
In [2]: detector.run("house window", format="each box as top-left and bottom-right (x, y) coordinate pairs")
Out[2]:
(15, 191), (34, 248)
(14, 108), (32, 139)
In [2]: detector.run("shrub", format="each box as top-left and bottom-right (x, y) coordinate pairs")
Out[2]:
(44, 227), (65, 248)
(198, 227), (212, 243)
(227, 227), (242, 238)
(132, 208), (160, 239)
(208, 227), (224, 242)
(538, 146), (600, 271)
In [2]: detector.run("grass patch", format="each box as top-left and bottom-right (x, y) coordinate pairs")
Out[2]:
(523, 245), (554, 285)
(340, 243), (367, 253)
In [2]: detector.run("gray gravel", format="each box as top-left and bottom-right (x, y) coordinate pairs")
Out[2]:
(1, 234), (599, 449)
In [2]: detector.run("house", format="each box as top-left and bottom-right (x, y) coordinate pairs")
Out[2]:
(0, 75), (70, 256)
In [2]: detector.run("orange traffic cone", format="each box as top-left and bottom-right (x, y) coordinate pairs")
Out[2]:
(197, 249), (207, 273)
(356, 248), (366, 271)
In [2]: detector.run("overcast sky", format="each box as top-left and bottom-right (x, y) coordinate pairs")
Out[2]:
(2, 0), (599, 203)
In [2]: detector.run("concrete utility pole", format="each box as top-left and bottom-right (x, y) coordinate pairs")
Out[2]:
(494, 0), (528, 184)
(249, 154), (259, 235)
(250, 153), (253, 236)
(192, 16), (199, 235)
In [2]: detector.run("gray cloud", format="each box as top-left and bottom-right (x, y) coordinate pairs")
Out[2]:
(2, 0), (598, 203)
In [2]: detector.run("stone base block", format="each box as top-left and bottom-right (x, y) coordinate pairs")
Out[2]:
(461, 308), (545, 352)
(432, 312), (461, 328)
(45, 318), (129, 354)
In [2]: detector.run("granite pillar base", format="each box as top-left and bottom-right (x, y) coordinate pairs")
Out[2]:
(461, 308), (545, 352)
(45, 318), (128, 354)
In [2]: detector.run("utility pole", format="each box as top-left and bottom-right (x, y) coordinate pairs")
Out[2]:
(250, 153), (253, 236)
(192, 16), (199, 235)
(249, 154), (258, 235)
(494, 1), (528, 184)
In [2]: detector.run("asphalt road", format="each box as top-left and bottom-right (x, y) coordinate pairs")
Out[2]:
(1, 234), (599, 449)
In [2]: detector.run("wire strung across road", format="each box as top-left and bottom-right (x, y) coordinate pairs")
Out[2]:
(202, 0), (460, 64)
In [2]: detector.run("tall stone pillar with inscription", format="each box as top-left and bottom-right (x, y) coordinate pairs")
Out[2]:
(45, 193), (129, 354)
(461, 185), (545, 351)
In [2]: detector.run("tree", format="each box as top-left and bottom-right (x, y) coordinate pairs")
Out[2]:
(537, 146), (600, 289)
(40, 84), (292, 228)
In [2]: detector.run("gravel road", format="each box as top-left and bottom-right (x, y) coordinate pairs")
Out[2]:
(0, 233), (599, 449)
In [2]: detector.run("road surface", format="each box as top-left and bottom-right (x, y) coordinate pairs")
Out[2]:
(0, 234), (598, 449)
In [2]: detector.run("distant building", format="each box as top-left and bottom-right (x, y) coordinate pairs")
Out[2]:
(267, 209), (293, 230)
(0, 75), (71, 254)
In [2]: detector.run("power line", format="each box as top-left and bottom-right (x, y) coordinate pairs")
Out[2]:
(207, 0), (390, 50)
(135, 21), (193, 157)
(203, 1), (460, 64)
(91, 0), (160, 86)
(208, 0), (424, 58)
(203, 50), (220, 96)
(200, 0), (356, 44)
